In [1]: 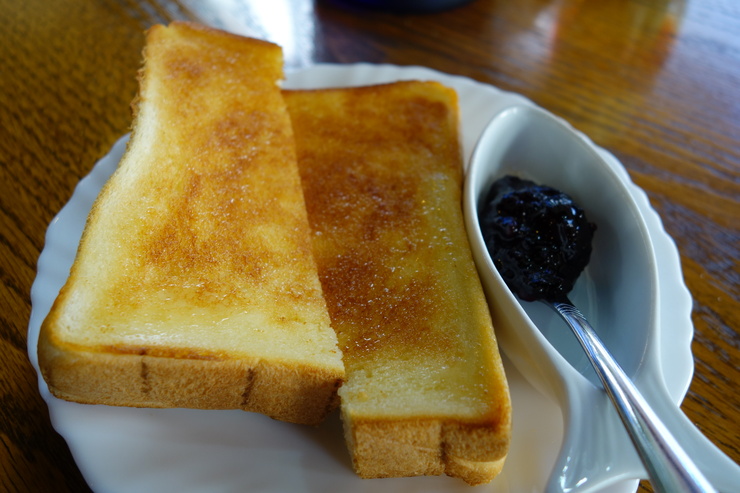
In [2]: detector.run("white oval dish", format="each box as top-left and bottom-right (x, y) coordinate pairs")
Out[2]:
(464, 104), (658, 492)
(27, 64), (698, 493)
(463, 104), (740, 493)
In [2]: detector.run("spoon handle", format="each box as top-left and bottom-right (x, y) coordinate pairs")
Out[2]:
(548, 299), (717, 493)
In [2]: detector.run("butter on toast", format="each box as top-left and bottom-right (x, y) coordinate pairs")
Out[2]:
(284, 82), (511, 483)
(37, 22), (343, 425)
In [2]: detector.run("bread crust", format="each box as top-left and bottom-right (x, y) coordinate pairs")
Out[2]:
(37, 21), (343, 425)
(39, 325), (341, 424)
(343, 413), (510, 482)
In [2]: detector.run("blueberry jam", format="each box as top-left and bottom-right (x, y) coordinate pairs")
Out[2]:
(479, 175), (596, 302)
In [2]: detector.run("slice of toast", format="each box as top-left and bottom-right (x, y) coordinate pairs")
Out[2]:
(284, 82), (512, 484)
(37, 22), (343, 425)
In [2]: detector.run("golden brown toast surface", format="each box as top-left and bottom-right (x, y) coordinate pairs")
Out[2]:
(285, 81), (511, 483)
(38, 22), (343, 424)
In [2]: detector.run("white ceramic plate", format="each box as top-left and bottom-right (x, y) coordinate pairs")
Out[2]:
(27, 64), (693, 493)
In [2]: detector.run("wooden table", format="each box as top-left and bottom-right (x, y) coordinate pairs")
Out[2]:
(2, 0), (737, 491)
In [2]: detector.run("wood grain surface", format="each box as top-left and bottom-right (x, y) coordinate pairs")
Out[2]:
(1, 0), (737, 492)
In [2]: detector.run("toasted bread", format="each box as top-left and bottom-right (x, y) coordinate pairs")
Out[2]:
(284, 82), (512, 484)
(37, 22), (343, 425)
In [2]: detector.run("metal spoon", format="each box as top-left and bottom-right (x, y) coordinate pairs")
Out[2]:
(547, 295), (716, 493)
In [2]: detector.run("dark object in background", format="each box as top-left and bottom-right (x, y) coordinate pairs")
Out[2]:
(329, 0), (476, 13)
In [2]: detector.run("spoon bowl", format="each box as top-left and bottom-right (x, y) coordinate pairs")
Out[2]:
(465, 104), (656, 390)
